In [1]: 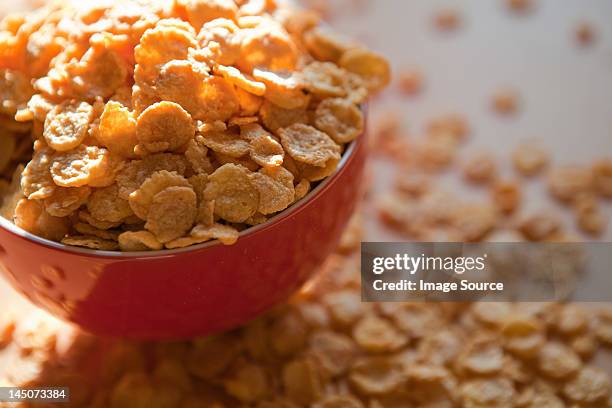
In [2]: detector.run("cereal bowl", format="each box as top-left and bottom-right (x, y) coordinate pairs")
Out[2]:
(0, 128), (367, 340)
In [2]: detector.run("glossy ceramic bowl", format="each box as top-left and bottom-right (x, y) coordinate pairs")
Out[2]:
(0, 129), (367, 339)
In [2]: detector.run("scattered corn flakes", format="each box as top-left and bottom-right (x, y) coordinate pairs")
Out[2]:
(548, 165), (593, 203)
(491, 179), (521, 214)
(397, 68), (424, 96)
(575, 21), (596, 46)
(433, 8), (461, 32)
(512, 142), (549, 176)
(506, 0), (533, 13)
(538, 342), (582, 379)
(462, 151), (498, 184)
(517, 211), (562, 241)
(492, 88), (520, 115)
(592, 158), (612, 198)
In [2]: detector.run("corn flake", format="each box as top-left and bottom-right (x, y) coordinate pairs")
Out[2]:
(156, 61), (239, 123)
(134, 21), (197, 84)
(238, 23), (298, 73)
(229, 116), (259, 127)
(461, 378), (515, 408)
(203, 164), (259, 223)
(116, 153), (188, 200)
(278, 124), (340, 168)
(250, 166), (294, 215)
(592, 158), (612, 198)
(304, 27), (355, 63)
(458, 336), (504, 375)
(98, 101), (138, 159)
(43, 101), (94, 152)
(136, 101), (195, 154)
(198, 131), (250, 158)
(294, 179), (311, 202)
(349, 357), (405, 396)
(252, 69), (310, 110)
(118, 230), (163, 252)
(61, 235), (119, 251)
(21, 141), (56, 200)
(213, 150), (260, 172)
(197, 18), (241, 66)
(196, 199), (215, 226)
(308, 330), (357, 378)
(259, 100), (308, 133)
(50, 145), (115, 188)
(185, 138), (214, 175)
(0, 69), (34, 115)
(538, 342), (582, 380)
(78, 211), (122, 230)
(179, 0), (238, 31)
(352, 315), (407, 353)
(302, 62), (348, 98)
(314, 98), (363, 144)
(43, 186), (91, 218)
(129, 170), (190, 219)
(87, 185), (134, 223)
(236, 87), (264, 116)
(282, 357), (323, 406)
(145, 186), (197, 243)
(563, 367), (611, 404)
(244, 124), (284, 168)
(295, 156), (340, 182)
(191, 222), (239, 245)
(74, 223), (120, 241)
(339, 48), (391, 94)
(68, 36), (129, 100)
(215, 65), (266, 96)
(14, 198), (69, 241)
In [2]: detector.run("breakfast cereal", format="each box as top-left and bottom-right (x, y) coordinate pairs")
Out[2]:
(512, 142), (549, 176)
(0, 0), (388, 250)
(492, 88), (520, 115)
(145, 186), (198, 243)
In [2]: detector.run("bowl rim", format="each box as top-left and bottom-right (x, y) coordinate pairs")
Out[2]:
(0, 138), (360, 259)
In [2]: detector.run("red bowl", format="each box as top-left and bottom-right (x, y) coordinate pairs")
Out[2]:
(0, 130), (367, 339)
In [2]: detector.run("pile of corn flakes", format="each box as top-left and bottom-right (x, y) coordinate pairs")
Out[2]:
(0, 0), (389, 251)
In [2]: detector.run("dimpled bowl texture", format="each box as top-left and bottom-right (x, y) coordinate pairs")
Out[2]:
(0, 128), (368, 339)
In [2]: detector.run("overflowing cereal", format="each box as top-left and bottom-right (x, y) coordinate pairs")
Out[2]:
(0, 0), (390, 251)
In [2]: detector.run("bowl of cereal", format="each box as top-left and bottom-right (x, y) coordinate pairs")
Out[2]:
(0, 0), (389, 338)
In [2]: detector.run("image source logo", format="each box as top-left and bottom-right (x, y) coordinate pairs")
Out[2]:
(361, 242), (612, 303)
